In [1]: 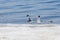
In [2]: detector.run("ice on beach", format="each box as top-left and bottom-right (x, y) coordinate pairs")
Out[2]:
(0, 24), (60, 40)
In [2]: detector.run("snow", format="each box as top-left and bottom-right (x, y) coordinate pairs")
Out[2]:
(0, 24), (60, 40)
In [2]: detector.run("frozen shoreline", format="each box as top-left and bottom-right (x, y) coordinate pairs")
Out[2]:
(0, 24), (60, 40)
(0, 24), (59, 27)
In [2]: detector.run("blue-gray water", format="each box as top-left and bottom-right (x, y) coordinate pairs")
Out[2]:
(0, 0), (60, 24)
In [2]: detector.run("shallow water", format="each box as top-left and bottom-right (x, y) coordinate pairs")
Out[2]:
(0, 0), (60, 24)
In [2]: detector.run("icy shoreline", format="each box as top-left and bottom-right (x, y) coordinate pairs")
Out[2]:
(0, 24), (59, 27)
(0, 24), (60, 40)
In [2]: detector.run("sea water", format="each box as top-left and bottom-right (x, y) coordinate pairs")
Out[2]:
(0, 0), (60, 24)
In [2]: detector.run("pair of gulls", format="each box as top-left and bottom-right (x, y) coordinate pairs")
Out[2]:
(27, 15), (41, 24)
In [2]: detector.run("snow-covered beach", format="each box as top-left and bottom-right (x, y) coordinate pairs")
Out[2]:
(0, 24), (60, 40)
